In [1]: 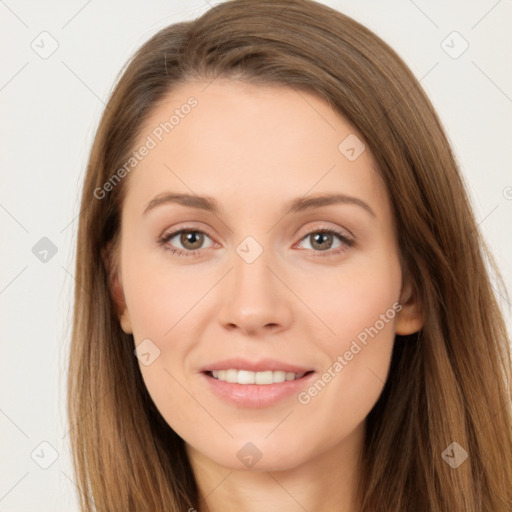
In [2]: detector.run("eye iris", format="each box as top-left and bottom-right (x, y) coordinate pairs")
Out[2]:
(181, 231), (203, 250)
(311, 232), (333, 250)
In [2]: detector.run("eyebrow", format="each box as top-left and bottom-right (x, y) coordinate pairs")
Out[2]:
(143, 192), (376, 218)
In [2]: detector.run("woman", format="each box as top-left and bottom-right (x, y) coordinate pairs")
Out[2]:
(67, 0), (512, 510)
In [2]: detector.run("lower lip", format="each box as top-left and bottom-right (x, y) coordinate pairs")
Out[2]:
(201, 371), (316, 408)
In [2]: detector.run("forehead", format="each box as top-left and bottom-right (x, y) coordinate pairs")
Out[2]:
(124, 79), (388, 217)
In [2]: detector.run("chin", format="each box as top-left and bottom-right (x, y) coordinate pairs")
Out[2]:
(196, 435), (310, 472)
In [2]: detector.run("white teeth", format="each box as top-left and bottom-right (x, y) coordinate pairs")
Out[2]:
(255, 371), (272, 384)
(210, 369), (306, 384)
(225, 369), (238, 383)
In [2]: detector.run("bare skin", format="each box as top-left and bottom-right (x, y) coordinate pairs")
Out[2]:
(112, 78), (423, 512)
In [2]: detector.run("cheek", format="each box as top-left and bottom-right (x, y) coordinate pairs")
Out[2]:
(304, 250), (402, 346)
(121, 243), (197, 338)
(332, 276), (399, 345)
(296, 253), (401, 425)
(295, 311), (397, 456)
(120, 244), (210, 420)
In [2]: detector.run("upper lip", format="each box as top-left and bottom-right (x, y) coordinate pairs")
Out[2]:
(201, 357), (314, 374)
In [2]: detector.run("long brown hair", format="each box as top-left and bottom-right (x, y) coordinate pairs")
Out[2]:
(67, 0), (512, 510)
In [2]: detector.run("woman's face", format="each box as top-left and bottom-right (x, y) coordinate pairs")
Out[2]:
(114, 78), (420, 472)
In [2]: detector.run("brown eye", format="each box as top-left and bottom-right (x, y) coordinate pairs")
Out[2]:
(158, 228), (214, 256)
(179, 231), (204, 250)
(296, 228), (355, 257)
(309, 232), (335, 251)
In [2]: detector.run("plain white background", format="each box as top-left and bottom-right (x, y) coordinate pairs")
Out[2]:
(1, 1), (511, 510)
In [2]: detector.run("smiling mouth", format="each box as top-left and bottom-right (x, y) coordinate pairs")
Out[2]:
(205, 369), (315, 385)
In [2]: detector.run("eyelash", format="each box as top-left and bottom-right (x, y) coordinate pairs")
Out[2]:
(157, 225), (355, 259)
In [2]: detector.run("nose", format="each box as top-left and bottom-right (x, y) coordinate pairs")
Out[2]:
(216, 248), (293, 336)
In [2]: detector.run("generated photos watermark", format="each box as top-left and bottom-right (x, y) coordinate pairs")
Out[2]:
(94, 96), (198, 200)
(297, 301), (403, 405)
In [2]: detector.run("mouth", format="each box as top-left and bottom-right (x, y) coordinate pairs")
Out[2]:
(205, 369), (315, 385)
(199, 358), (317, 407)
(201, 368), (316, 408)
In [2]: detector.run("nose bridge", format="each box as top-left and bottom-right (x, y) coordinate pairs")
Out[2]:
(233, 239), (279, 310)
(217, 236), (292, 333)
(233, 243), (273, 300)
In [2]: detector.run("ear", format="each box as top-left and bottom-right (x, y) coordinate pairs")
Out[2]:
(101, 242), (133, 335)
(395, 276), (423, 335)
